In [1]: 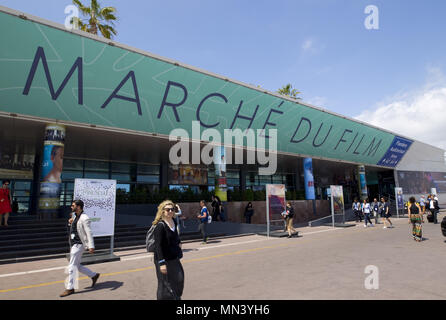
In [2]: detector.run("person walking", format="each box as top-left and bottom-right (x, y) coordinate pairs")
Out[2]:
(211, 195), (221, 222)
(352, 198), (362, 223)
(60, 200), (100, 297)
(408, 197), (423, 242)
(380, 197), (393, 229)
(197, 200), (209, 244)
(362, 198), (373, 227)
(0, 180), (12, 227)
(428, 195), (440, 224)
(285, 202), (297, 238)
(174, 204), (183, 235)
(244, 202), (254, 224)
(372, 198), (380, 224)
(152, 200), (184, 300)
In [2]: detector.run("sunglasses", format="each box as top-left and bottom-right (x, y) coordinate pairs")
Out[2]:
(164, 207), (174, 212)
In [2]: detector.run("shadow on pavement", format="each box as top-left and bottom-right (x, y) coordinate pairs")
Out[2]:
(83, 281), (124, 292)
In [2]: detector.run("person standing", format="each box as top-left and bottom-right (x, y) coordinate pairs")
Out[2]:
(352, 198), (362, 223)
(244, 202), (254, 224)
(362, 198), (373, 227)
(419, 195), (426, 222)
(60, 200), (100, 297)
(380, 197), (393, 229)
(197, 200), (209, 244)
(152, 200), (184, 300)
(428, 195), (440, 224)
(0, 180), (12, 227)
(372, 198), (380, 224)
(408, 197), (423, 242)
(211, 195), (221, 222)
(285, 202), (297, 238)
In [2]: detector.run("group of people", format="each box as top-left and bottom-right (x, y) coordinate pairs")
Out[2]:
(352, 194), (442, 242)
(352, 197), (393, 229)
(52, 192), (440, 300)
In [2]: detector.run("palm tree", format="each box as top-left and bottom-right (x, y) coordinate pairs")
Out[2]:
(277, 83), (301, 99)
(71, 0), (118, 39)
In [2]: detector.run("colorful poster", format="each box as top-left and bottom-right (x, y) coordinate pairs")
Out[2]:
(395, 187), (404, 210)
(357, 165), (368, 199)
(38, 124), (65, 211)
(168, 165), (207, 185)
(303, 158), (315, 200)
(73, 178), (116, 237)
(214, 146), (227, 202)
(266, 184), (286, 218)
(330, 185), (344, 215)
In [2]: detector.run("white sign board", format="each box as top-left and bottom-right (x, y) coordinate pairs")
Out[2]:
(74, 179), (116, 237)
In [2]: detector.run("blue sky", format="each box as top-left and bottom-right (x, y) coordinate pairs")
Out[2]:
(2, 0), (446, 148)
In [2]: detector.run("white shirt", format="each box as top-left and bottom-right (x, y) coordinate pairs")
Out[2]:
(362, 203), (371, 213)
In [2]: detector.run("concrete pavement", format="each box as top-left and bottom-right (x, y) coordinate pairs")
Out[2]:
(0, 213), (445, 300)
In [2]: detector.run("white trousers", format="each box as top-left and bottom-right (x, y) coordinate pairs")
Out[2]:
(66, 243), (96, 290)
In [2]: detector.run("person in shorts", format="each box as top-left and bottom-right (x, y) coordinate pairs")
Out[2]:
(380, 197), (393, 229)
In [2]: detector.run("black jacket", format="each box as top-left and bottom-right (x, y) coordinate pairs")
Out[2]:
(154, 220), (183, 266)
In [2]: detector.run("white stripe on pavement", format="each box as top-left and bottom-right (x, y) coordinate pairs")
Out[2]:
(0, 226), (345, 279)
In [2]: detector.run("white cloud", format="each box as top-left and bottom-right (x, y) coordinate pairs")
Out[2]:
(306, 96), (327, 108)
(302, 39), (314, 51)
(300, 37), (324, 56)
(355, 68), (446, 150)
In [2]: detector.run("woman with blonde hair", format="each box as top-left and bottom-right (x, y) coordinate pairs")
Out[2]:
(152, 200), (184, 299)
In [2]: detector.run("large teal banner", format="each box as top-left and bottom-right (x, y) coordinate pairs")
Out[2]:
(0, 8), (405, 167)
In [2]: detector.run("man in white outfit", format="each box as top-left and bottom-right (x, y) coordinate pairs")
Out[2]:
(60, 200), (100, 297)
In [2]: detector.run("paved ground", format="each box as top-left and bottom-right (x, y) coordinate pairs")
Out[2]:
(0, 213), (445, 300)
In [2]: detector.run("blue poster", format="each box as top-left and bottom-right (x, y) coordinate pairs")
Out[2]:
(303, 158), (315, 200)
(377, 136), (413, 167)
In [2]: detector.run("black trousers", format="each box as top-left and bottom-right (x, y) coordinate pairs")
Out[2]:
(354, 210), (362, 221)
(154, 257), (184, 300)
(430, 209), (438, 224)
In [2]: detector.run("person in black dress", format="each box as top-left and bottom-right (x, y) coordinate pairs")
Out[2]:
(152, 200), (184, 300)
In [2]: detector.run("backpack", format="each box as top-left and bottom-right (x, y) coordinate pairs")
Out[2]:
(146, 221), (164, 253)
(207, 210), (212, 224)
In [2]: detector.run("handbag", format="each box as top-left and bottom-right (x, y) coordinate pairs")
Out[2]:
(162, 275), (180, 300)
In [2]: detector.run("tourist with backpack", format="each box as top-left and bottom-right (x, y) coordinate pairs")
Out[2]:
(197, 200), (210, 244)
(150, 200), (184, 300)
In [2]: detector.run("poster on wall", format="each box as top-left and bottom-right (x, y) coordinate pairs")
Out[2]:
(74, 178), (116, 237)
(168, 165), (208, 185)
(357, 165), (368, 199)
(303, 158), (315, 200)
(213, 146), (227, 202)
(395, 187), (404, 210)
(39, 124), (65, 211)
